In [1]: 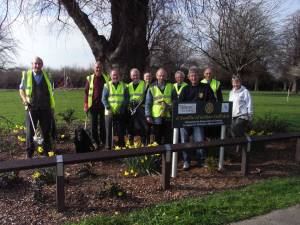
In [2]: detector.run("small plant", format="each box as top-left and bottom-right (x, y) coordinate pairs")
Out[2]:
(0, 172), (21, 189)
(57, 108), (77, 125)
(204, 156), (218, 172)
(96, 181), (126, 199)
(252, 113), (290, 133)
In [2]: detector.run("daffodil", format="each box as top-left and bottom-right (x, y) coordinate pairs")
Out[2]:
(60, 134), (65, 139)
(114, 145), (121, 151)
(130, 169), (134, 174)
(117, 191), (123, 197)
(48, 151), (55, 157)
(32, 171), (41, 179)
(13, 129), (18, 134)
(124, 170), (129, 176)
(17, 136), (26, 142)
(144, 156), (148, 160)
(175, 216), (179, 220)
(152, 142), (158, 146)
(114, 211), (120, 215)
(37, 146), (44, 154)
(140, 159), (144, 164)
(15, 125), (19, 129)
(134, 172), (138, 177)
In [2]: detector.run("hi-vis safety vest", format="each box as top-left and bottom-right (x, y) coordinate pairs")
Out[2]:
(105, 81), (126, 115)
(22, 70), (55, 109)
(128, 80), (146, 102)
(201, 78), (220, 97)
(87, 73), (110, 109)
(173, 82), (188, 96)
(150, 83), (173, 118)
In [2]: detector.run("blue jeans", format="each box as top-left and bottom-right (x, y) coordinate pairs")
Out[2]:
(180, 127), (205, 165)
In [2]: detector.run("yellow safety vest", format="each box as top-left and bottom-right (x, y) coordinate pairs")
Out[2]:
(128, 80), (146, 102)
(87, 73), (111, 109)
(105, 81), (126, 115)
(201, 78), (220, 97)
(150, 83), (173, 118)
(173, 82), (188, 96)
(22, 70), (55, 109)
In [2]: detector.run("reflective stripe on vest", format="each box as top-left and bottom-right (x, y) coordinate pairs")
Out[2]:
(106, 81), (125, 114)
(173, 82), (188, 96)
(23, 70), (55, 109)
(87, 73), (111, 109)
(128, 80), (145, 102)
(150, 83), (173, 118)
(201, 78), (220, 97)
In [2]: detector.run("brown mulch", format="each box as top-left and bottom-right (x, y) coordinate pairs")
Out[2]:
(1, 140), (300, 225)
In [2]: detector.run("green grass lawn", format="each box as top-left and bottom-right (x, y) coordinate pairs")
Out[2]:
(1, 89), (300, 130)
(66, 176), (300, 225)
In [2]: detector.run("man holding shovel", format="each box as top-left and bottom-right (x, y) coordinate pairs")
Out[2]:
(19, 57), (55, 158)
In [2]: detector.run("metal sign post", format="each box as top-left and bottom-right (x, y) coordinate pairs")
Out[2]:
(218, 125), (226, 170)
(171, 128), (179, 178)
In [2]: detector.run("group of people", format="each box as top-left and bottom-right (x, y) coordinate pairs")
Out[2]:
(19, 57), (253, 171)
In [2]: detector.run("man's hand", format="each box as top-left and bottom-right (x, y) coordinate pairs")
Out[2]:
(24, 101), (32, 110)
(84, 103), (89, 113)
(146, 116), (153, 124)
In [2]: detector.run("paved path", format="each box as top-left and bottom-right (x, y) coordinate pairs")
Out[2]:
(230, 205), (300, 225)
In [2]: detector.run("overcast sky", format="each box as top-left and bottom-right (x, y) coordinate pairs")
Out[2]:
(10, 0), (300, 69)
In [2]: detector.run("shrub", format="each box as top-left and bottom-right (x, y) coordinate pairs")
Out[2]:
(57, 108), (77, 125)
(251, 113), (290, 133)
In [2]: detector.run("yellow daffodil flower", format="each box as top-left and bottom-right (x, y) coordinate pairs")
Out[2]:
(37, 146), (44, 154)
(32, 171), (41, 179)
(60, 134), (65, 139)
(130, 169), (134, 174)
(114, 146), (121, 151)
(17, 136), (26, 142)
(48, 151), (55, 157)
(117, 191), (123, 197)
(124, 171), (129, 176)
(134, 172), (138, 177)
(140, 159), (144, 164)
(13, 129), (18, 134)
(144, 156), (148, 160)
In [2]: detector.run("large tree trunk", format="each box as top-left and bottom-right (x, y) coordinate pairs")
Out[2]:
(291, 76), (297, 93)
(254, 77), (259, 91)
(61, 0), (149, 79)
(109, 0), (149, 78)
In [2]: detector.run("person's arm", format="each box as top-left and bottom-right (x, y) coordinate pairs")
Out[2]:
(145, 88), (153, 123)
(205, 84), (216, 102)
(171, 88), (178, 101)
(101, 85), (110, 109)
(246, 90), (253, 121)
(216, 85), (223, 102)
(84, 79), (89, 112)
(120, 85), (129, 114)
(19, 72), (29, 108)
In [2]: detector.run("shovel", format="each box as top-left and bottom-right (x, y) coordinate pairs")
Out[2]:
(28, 110), (44, 145)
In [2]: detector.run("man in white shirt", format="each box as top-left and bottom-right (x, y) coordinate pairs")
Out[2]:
(229, 75), (253, 137)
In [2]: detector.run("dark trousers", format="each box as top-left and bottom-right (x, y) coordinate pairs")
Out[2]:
(89, 107), (106, 146)
(231, 118), (250, 137)
(26, 109), (52, 157)
(105, 114), (125, 149)
(128, 107), (148, 143)
(151, 120), (172, 145)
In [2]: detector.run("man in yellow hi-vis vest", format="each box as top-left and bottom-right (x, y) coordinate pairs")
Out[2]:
(201, 67), (223, 102)
(102, 68), (128, 149)
(19, 57), (55, 158)
(127, 68), (148, 145)
(145, 68), (173, 144)
(84, 60), (110, 149)
(172, 70), (188, 100)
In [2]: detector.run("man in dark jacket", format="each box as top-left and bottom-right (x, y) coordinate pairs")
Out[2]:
(179, 66), (215, 170)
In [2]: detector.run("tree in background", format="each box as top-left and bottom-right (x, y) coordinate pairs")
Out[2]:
(278, 10), (300, 93)
(185, 0), (277, 82)
(0, 0), (21, 69)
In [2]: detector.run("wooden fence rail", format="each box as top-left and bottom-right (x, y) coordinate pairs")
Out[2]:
(1, 132), (300, 212)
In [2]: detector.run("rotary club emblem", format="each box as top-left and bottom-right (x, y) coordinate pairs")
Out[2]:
(204, 102), (214, 114)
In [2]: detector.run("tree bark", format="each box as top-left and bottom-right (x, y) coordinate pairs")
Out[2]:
(291, 76), (297, 93)
(61, 0), (149, 78)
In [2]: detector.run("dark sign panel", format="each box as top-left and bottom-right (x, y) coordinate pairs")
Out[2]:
(172, 101), (232, 128)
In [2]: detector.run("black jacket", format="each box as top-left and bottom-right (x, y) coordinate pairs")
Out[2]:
(179, 83), (216, 102)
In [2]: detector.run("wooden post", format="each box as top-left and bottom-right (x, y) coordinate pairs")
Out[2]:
(241, 146), (248, 176)
(296, 138), (300, 162)
(161, 144), (171, 190)
(56, 155), (65, 212)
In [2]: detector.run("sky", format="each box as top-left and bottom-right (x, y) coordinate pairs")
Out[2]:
(10, 0), (300, 70)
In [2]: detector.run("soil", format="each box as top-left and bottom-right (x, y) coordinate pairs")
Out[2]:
(0, 140), (300, 225)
